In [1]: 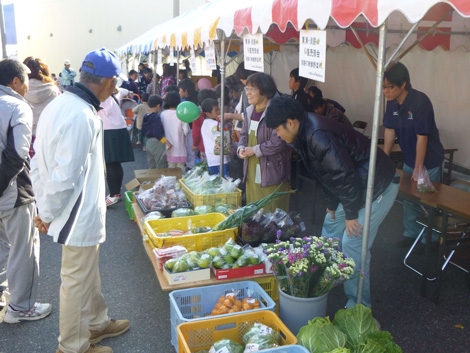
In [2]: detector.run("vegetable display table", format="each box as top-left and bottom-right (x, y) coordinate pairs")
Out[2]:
(132, 203), (276, 292)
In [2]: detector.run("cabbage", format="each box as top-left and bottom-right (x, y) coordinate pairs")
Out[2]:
(297, 317), (347, 353)
(332, 305), (379, 347)
(297, 305), (403, 353)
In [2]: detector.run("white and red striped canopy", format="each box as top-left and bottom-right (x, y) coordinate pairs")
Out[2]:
(116, 0), (470, 55)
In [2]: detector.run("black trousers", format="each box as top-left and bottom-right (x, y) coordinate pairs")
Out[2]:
(106, 162), (123, 196)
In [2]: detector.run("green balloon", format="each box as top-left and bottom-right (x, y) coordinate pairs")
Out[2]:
(176, 101), (200, 123)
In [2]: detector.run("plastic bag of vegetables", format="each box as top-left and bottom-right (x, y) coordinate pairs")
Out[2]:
(242, 323), (280, 352)
(212, 186), (295, 231)
(214, 203), (234, 216)
(194, 205), (215, 215)
(171, 208), (194, 218)
(141, 211), (164, 222)
(209, 339), (243, 353)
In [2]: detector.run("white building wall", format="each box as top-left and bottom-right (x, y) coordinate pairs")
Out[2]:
(12, 0), (206, 76)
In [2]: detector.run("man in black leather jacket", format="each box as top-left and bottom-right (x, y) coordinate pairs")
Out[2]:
(265, 95), (399, 308)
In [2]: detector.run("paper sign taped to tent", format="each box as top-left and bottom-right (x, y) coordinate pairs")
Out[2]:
(205, 43), (217, 70)
(190, 47), (198, 74)
(243, 33), (264, 72)
(169, 48), (175, 66)
(299, 29), (326, 82)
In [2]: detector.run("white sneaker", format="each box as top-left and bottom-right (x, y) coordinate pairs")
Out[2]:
(0, 291), (6, 310)
(4, 302), (52, 323)
(105, 194), (122, 207)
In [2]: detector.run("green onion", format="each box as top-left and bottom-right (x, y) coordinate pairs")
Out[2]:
(212, 185), (295, 231)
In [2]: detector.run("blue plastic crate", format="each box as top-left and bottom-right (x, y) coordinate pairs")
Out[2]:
(169, 280), (276, 352)
(262, 345), (310, 353)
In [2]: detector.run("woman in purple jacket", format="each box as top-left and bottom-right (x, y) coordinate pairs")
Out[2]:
(237, 73), (292, 212)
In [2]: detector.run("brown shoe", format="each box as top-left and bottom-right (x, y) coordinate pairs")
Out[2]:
(56, 345), (112, 353)
(89, 319), (130, 344)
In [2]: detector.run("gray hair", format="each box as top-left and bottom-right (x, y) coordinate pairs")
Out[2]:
(79, 70), (107, 85)
(0, 59), (28, 86)
(79, 61), (108, 85)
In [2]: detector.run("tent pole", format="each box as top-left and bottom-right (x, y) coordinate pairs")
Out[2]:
(357, 21), (387, 305)
(349, 26), (377, 70)
(153, 51), (157, 94)
(385, 22), (419, 68)
(176, 50), (180, 85)
(220, 34), (226, 176)
(0, 0), (7, 58)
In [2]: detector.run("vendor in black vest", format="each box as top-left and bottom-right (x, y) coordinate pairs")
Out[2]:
(383, 62), (444, 250)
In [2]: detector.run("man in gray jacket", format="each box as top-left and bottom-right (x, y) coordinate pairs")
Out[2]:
(0, 59), (52, 322)
(32, 48), (129, 353)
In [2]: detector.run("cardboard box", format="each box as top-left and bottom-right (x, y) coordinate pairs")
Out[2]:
(212, 264), (265, 280)
(163, 266), (211, 285)
(125, 168), (182, 191)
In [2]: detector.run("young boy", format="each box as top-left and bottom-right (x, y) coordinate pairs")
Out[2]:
(141, 95), (172, 169)
(200, 98), (230, 176)
(132, 92), (150, 147)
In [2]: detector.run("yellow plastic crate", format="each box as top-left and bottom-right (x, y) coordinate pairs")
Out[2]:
(179, 179), (242, 207)
(253, 276), (279, 315)
(144, 213), (238, 252)
(177, 310), (297, 353)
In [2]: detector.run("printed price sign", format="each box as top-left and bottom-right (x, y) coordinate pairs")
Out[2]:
(243, 33), (264, 72)
(190, 47), (198, 74)
(299, 29), (326, 82)
(205, 42), (217, 70)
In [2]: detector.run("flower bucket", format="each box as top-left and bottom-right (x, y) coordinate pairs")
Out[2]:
(278, 286), (328, 335)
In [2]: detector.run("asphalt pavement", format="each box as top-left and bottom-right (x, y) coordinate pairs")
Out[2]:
(1, 147), (469, 353)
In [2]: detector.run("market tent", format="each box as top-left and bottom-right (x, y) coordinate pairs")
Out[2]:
(116, 0), (470, 304)
(117, 0), (470, 54)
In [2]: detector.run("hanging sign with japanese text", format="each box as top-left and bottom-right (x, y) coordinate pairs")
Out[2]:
(243, 33), (264, 72)
(190, 47), (198, 75)
(299, 29), (326, 82)
(205, 42), (217, 70)
(169, 48), (175, 66)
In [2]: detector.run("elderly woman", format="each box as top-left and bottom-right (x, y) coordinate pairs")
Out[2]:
(237, 73), (291, 211)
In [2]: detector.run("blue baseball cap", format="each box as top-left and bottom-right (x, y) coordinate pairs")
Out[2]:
(81, 48), (127, 80)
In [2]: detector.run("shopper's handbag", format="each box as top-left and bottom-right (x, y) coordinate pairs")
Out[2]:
(213, 122), (231, 155)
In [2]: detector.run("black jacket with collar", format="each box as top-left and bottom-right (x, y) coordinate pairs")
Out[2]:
(293, 113), (395, 220)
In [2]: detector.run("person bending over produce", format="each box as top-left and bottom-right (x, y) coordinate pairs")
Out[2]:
(265, 95), (399, 308)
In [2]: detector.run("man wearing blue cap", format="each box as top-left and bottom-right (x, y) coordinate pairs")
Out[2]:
(31, 48), (130, 353)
